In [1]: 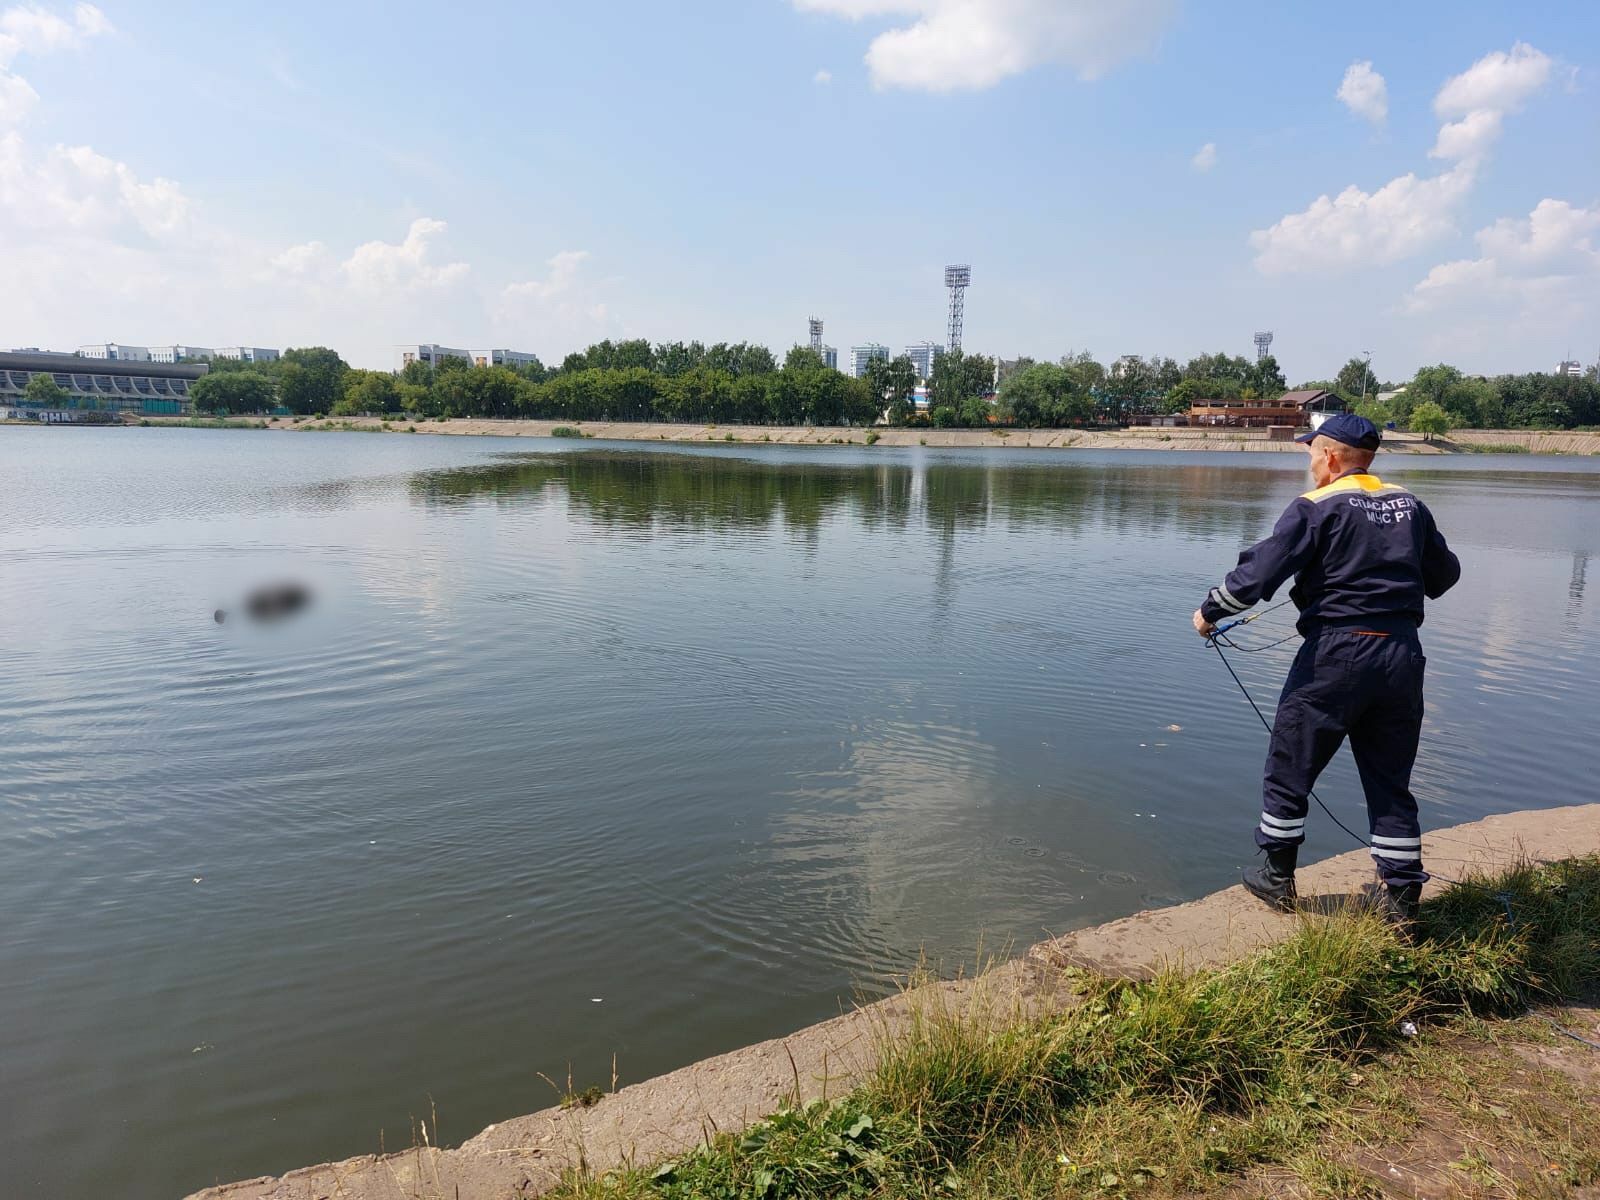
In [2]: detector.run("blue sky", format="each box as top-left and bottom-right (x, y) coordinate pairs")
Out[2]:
(2, 0), (1596, 380)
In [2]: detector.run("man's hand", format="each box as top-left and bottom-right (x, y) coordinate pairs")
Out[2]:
(1193, 608), (1216, 639)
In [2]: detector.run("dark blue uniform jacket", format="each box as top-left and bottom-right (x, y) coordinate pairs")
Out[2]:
(1200, 469), (1461, 634)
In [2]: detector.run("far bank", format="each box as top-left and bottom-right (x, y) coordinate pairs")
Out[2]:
(131, 415), (1600, 456)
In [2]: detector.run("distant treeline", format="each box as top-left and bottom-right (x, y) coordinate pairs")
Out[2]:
(188, 340), (1600, 431)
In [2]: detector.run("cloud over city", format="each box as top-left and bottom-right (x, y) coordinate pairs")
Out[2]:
(792, 0), (1176, 91)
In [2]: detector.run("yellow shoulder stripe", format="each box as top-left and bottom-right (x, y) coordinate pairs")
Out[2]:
(1300, 474), (1411, 503)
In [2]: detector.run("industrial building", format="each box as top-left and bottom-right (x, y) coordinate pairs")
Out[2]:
(849, 344), (889, 378)
(1558, 360), (1584, 378)
(0, 349), (206, 417)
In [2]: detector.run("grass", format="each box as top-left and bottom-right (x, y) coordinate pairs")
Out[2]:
(865, 431), (880, 446)
(550, 857), (1600, 1199)
(1454, 441), (1532, 454)
(551, 425), (588, 438)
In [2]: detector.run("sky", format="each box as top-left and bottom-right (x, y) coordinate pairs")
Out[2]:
(1, 0), (1596, 382)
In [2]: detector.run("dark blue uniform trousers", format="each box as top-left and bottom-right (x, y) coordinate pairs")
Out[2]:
(1256, 624), (1429, 886)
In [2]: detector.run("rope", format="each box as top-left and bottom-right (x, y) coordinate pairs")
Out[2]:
(1205, 625), (1505, 898)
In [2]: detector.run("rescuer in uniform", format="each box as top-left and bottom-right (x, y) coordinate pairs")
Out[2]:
(1192, 413), (1461, 922)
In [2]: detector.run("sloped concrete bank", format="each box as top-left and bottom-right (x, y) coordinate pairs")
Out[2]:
(189, 803), (1600, 1200)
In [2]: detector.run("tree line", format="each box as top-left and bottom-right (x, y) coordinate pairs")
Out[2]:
(187, 340), (1600, 432)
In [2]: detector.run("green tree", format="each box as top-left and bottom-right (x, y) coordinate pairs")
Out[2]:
(884, 355), (917, 426)
(23, 374), (67, 405)
(1335, 356), (1378, 400)
(339, 369), (402, 415)
(277, 347), (349, 414)
(191, 370), (276, 414)
(1408, 400), (1452, 442)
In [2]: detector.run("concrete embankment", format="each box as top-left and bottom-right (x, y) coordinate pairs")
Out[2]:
(138, 416), (1600, 456)
(189, 802), (1600, 1200)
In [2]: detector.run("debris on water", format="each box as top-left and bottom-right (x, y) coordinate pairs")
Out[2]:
(213, 609), (227, 624)
(1166, 724), (1183, 732)
(191, 1042), (214, 1054)
(245, 581), (312, 622)
(1399, 1020), (1419, 1038)
(591, 997), (603, 1003)
(192, 877), (203, 884)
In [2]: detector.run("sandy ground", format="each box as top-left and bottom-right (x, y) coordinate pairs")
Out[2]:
(188, 802), (1600, 1200)
(138, 416), (1600, 456)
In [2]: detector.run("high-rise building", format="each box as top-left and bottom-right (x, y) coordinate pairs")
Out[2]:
(850, 344), (890, 378)
(904, 341), (943, 381)
(822, 346), (838, 371)
(1558, 360), (1583, 377)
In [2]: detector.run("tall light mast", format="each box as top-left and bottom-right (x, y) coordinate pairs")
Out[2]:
(945, 265), (971, 354)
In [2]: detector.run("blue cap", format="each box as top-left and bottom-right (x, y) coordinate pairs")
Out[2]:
(1296, 412), (1382, 451)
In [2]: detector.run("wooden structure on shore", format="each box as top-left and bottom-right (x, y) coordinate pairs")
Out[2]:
(1188, 389), (1343, 429)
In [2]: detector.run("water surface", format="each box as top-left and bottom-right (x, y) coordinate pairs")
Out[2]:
(2, 428), (1596, 1198)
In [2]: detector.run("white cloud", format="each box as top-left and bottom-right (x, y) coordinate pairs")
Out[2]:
(0, 2), (110, 64)
(1336, 60), (1387, 125)
(794, 0), (1176, 91)
(0, 2), (109, 126)
(0, 65), (35, 120)
(1408, 198), (1600, 314)
(340, 217), (470, 293)
(0, 132), (192, 239)
(1190, 141), (1216, 172)
(813, 67), (832, 84)
(493, 250), (616, 352)
(1253, 41), (1552, 274)
(1251, 164), (1475, 275)
(1430, 42), (1551, 161)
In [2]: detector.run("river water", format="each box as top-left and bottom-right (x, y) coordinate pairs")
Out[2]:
(3, 427), (1596, 1198)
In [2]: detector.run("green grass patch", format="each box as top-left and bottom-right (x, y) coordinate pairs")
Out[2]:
(551, 425), (587, 439)
(1454, 441), (1532, 454)
(551, 857), (1600, 1199)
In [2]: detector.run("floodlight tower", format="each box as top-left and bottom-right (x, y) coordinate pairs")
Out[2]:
(1254, 331), (1274, 363)
(809, 318), (824, 354)
(945, 265), (971, 353)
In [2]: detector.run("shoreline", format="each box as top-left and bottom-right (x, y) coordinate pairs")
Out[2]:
(127, 415), (1600, 456)
(189, 801), (1600, 1200)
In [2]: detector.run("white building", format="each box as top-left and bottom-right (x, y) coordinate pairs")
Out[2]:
(149, 345), (215, 363)
(850, 344), (890, 378)
(217, 347), (280, 363)
(398, 344), (471, 371)
(470, 349), (540, 369)
(79, 343), (151, 362)
(1558, 360), (1584, 378)
(904, 341), (943, 381)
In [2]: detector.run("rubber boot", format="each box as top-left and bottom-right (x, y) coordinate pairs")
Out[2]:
(1242, 845), (1298, 913)
(1373, 876), (1422, 927)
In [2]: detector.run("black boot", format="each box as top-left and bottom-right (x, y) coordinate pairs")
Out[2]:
(1372, 876), (1422, 927)
(1243, 846), (1298, 912)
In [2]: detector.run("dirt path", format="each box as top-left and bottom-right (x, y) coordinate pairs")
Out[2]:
(188, 803), (1600, 1200)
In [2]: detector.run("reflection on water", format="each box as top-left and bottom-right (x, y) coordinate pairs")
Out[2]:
(2, 429), (1597, 1200)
